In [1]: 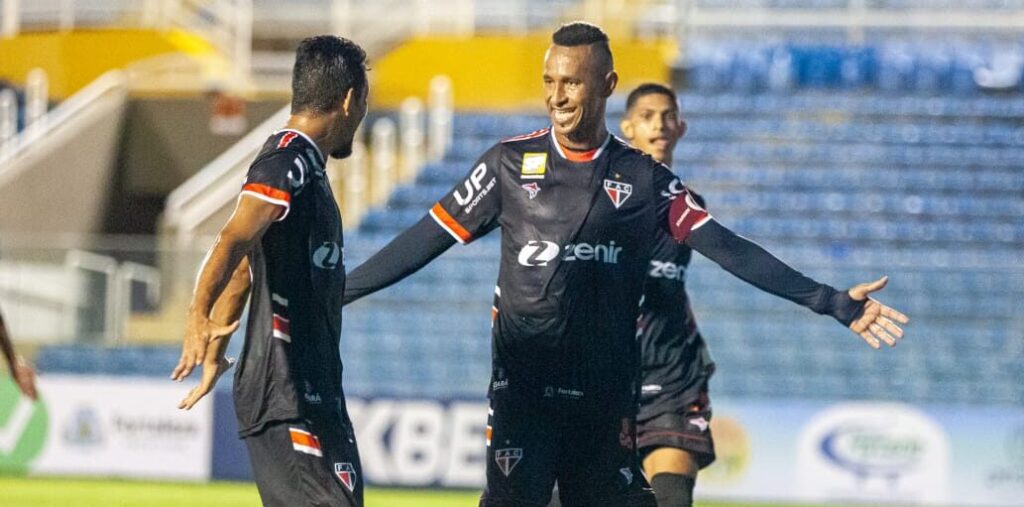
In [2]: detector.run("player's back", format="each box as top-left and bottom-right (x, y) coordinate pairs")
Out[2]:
(234, 129), (347, 437)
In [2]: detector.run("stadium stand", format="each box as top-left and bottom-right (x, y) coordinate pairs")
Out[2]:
(37, 86), (1023, 407)
(339, 90), (1024, 405)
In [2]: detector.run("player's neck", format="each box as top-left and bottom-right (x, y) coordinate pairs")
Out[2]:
(557, 124), (609, 153)
(284, 115), (332, 158)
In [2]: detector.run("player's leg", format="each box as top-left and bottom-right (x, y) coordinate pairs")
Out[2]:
(479, 396), (560, 507)
(244, 418), (361, 507)
(557, 413), (657, 507)
(636, 392), (715, 507)
(643, 448), (698, 507)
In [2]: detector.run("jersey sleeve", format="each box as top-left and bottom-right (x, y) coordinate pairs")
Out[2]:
(429, 144), (503, 244)
(241, 152), (308, 221)
(652, 163), (712, 243)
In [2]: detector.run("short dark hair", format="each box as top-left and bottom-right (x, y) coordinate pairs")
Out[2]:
(625, 83), (679, 113)
(551, 21), (613, 73)
(291, 35), (368, 115)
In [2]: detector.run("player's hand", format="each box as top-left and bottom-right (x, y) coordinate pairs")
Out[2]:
(178, 349), (235, 410)
(171, 314), (239, 382)
(12, 356), (38, 400)
(847, 276), (909, 349)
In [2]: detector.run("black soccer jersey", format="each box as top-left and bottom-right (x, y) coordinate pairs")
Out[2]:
(637, 192), (715, 422)
(234, 129), (347, 437)
(430, 128), (710, 413)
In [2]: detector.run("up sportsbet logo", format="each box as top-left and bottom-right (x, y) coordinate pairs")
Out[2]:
(0, 377), (48, 472)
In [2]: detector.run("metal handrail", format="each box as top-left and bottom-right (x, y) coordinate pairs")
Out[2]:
(0, 70), (127, 185)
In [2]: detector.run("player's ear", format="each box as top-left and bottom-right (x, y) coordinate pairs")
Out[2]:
(620, 118), (635, 141)
(678, 119), (688, 140)
(602, 71), (618, 98)
(340, 87), (356, 116)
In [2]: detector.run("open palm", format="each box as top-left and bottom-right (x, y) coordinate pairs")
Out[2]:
(847, 276), (909, 349)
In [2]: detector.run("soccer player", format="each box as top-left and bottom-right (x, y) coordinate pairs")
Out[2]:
(343, 22), (906, 507)
(0, 307), (37, 400)
(621, 83), (712, 507)
(170, 36), (369, 507)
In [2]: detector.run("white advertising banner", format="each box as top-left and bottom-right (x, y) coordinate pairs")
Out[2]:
(347, 398), (488, 488)
(696, 399), (1024, 506)
(0, 375), (213, 481)
(342, 396), (1023, 506)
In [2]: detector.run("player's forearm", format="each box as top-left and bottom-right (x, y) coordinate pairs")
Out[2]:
(687, 220), (864, 325)
(0, 312), (18, 372)
(190, 234), (256, 321)
(344, 214), (456, 305)
(209, 257), (252, 326)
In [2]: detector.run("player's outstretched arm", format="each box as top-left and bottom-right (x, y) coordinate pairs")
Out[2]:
(684, 220), (908, 349)
(171, 196), (280, 382)
(343, 215), (457, 305)
(0, 309), (37, 400)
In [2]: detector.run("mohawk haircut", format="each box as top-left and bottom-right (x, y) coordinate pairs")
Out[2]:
(551, 21), (614, 73)
(291, 35), (369, 115)
(625, 83), (679, 113)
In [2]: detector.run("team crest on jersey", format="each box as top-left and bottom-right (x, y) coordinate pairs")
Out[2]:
(334, 462), (357, 492)
(520, 153), (547, 179)
(495, 448), (523, 476)
(521, 182), (541, 199)
(603, 179), (633, 209)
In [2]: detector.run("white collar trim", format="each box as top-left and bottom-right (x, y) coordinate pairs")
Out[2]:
(549, 129), (612, 162)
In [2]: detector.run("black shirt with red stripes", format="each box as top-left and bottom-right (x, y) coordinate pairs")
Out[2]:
(235, 129), (347, 437)
(344, 127), (867, 417)
(425, 129), (707, 413)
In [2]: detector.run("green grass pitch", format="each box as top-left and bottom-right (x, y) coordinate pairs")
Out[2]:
(0, 476), (848, 507)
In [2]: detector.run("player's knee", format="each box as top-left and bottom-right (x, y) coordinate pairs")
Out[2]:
(650, 473), (695, 507)
(643, 447), (700, 477)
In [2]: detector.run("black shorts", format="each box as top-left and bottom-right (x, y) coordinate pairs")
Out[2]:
(480, 393), (656, 507)
(244, 412), (363, 507)
(636, 391), (715, 470)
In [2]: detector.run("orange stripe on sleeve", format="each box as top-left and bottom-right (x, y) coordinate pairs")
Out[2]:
(242, 183), (291, 203)
(430, 202), (473, 244)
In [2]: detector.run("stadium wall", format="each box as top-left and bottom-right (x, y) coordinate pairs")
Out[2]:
(202, 391), (1024, 506)
(109, 96), (284, 235)
(0, 78), (127, 235)
(4, 375), (1022, 505)
(0, 29), (215, 99)
(369, 35), (676, 110)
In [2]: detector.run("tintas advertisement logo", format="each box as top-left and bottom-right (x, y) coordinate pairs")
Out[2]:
(0, 378), (48, 473)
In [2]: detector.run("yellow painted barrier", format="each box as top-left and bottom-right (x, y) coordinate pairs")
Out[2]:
(0, 29), (215, 99)
(370, 34), (677, 111)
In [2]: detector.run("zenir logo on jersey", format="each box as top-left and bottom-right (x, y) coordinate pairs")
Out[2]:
(604, 179), (633, 209)
(495, 448), (523, 477)
(520, 153), (547, 179)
